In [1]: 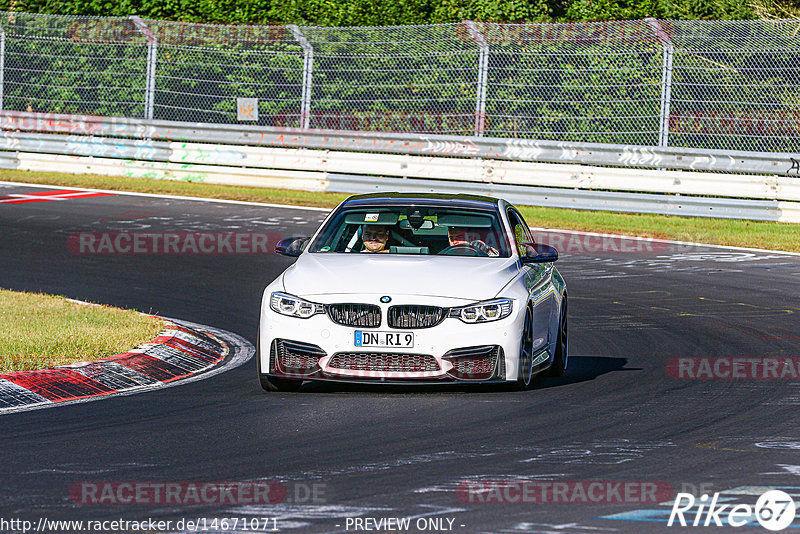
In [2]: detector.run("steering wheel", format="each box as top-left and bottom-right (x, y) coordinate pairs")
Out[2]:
(438, 244), (486, 256)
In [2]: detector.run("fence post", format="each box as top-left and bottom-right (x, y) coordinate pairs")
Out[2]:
(288, 25), (313, 130)
(0, 24), (5, 112)
(464, 21), (489, 137)
(130, 16), (157, 121)
(647, 18), (674, 148)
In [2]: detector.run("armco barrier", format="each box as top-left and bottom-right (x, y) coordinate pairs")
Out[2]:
(2, 111), (799, 176)
(2, 153), (785, 220)
(2, 131), (799, 201)
(1, 111), (799, 222)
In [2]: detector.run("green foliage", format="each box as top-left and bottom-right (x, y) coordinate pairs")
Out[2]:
(1, 0), (794, 24)
(428, 0), (553, 23)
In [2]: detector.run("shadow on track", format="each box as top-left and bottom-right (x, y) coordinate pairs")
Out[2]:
(254, 355), (634, 395)
(533, 355), (637, 390)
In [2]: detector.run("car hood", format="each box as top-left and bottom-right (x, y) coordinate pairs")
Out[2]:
(282, 253), (520, 301)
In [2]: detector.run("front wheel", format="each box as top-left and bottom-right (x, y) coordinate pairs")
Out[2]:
(261, 375), (303, 392)
(516, 306), (534, 390)
(545, 299), (568, 377)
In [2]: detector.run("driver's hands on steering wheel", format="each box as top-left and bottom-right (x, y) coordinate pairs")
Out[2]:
(470, 240), (499, 256)
(439, 241), (498, 256)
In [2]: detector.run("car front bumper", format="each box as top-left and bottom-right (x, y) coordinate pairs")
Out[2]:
(259, 292), (528, 384)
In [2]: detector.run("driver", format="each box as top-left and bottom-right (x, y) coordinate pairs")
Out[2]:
(447, 226), (499, 256)
(361, 224), (390, 253)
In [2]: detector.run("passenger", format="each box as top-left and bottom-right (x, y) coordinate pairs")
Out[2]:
(447, 226), (499, 256)
(361, 225), (390, 253)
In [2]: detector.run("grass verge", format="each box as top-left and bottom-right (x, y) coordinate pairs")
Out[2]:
(2, 169), (799, 253)
(0, 288), (165, 373)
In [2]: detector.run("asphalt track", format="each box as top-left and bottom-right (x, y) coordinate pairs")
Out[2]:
(2, 182), (800, 534)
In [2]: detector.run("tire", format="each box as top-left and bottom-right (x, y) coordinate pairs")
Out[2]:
(545, 298), (568, 377)
(256, 328), (303, 392)
(261, 375), (303, 392)
(516, 306), (534, 390)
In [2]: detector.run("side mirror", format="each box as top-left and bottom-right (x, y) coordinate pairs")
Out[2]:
(519, 242), (558, 264)
(275, 237), (310, 257)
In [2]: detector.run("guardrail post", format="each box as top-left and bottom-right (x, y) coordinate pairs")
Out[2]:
(130, 16), (157, 121)
(647, 18), (674, 148)
(464, 21), (489, 137)
(288, 25), (313, 130)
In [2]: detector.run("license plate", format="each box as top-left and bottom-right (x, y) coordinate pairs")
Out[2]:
(354, 331), (414, 348)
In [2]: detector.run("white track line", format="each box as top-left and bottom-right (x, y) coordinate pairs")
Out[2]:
(2, 179), (798, 256)
(528, 226), (800, 257)
(0, 180), (330, 212)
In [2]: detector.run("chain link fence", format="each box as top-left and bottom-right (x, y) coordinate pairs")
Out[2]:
(0, 12), (798, 153)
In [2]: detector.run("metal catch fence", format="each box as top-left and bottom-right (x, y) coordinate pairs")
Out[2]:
(0, 12), (798, 153)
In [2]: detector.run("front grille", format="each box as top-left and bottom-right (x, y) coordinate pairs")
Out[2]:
(387, 305), (446, 329)
(327, 303), (381, 327)
(271, 339), (326, 376)
(329, 352), (439, 373)
(444, 345), (503, 380)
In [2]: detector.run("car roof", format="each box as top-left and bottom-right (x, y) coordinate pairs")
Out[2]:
(342, 192), (505, 210)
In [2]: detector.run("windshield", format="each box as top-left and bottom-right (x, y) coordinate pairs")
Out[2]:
(308, 205), (512, 257)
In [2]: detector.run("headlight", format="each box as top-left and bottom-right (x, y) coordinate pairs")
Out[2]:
(449, 298), (513, 324)
(270, 292), (325, 319)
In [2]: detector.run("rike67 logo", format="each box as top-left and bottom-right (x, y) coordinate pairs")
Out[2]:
(668, 490), (796, 531)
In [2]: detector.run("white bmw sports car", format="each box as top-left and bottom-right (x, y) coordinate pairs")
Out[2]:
(257, 193), (567, 391)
